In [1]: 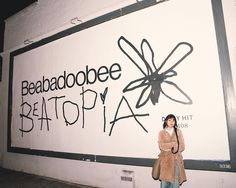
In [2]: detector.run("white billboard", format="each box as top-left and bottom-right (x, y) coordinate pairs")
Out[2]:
(8, 0), (235, 171)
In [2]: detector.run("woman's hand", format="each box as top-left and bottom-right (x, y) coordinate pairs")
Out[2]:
(171, 142), (178, 153)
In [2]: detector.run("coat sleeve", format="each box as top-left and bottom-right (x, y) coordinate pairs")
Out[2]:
(178, 129), (185, 152)
(158, 131), (175, 151)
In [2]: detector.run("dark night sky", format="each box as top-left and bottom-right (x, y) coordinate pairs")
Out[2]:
(0, 0), (37, 53)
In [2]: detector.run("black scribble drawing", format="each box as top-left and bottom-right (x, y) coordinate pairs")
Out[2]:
(100, 87), (108, 132)
(80, 87), (98, 128)
(109, 96), (149, 136)
(100, 87), (108, 105)
(118, 36), (193, 108)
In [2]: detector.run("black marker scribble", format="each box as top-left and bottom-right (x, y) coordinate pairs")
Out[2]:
(48, 96), (66, 119)
(100, 87), (108, 105)
(109, 96), (149, 136)
(100, 87), (108, 132)
(80, 87), (97, 128)
(118, 36), (193, 108)
(20, 96), (34, 137)
(38, 97), (52, 130)
(62, 101), (79, 126)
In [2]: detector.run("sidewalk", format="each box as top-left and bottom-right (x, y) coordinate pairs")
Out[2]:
(0, 167), (95, 188)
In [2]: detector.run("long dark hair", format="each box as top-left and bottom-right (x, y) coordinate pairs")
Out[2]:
(163, 114), (179, 154)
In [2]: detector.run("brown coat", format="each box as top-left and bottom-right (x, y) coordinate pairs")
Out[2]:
(158, 128), (186, 185)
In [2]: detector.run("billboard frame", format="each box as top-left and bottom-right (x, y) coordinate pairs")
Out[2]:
(7, 0), (236, 172)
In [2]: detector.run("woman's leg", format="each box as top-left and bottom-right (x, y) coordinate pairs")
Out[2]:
(161, 180), (173, 188)
(173, 164), (180, 188)
(161, 164), (180, 188)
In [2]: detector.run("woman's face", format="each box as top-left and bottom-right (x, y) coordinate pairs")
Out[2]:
(166, 118), (175, 128)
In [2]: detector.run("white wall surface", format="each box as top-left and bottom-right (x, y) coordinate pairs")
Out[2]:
(1, 0), (236, 187)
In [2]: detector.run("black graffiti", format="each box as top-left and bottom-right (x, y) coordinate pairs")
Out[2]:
(19, 87), (149, 137)
(100, 87), (108, 104)
(62, 101), (79, 126)
(32, 102), (39, 117)
(48, 96), (66, 119)
(80, 87), (97, 128)
(38, 97), (52, 131)
(100, 87), (108, 132)
(109, 96), (149, 136)
(19, 97), (34, 137)
(118, 36), (193, 108)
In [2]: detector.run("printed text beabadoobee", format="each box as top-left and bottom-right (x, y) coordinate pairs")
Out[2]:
(21, 63), (121, 96)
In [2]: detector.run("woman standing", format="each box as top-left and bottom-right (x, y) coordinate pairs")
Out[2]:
(158, 114), (186, 188)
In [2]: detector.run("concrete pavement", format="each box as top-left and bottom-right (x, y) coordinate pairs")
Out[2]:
(0, 167), (96, 188)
